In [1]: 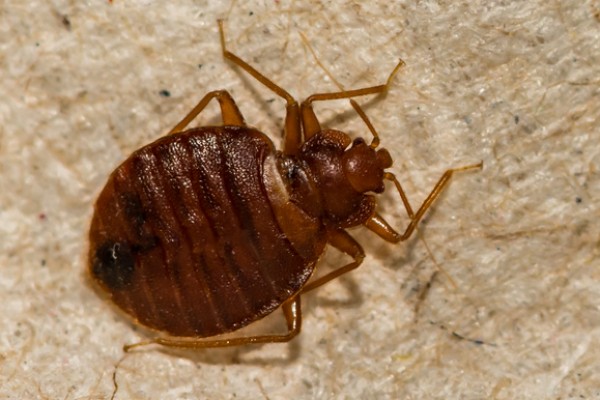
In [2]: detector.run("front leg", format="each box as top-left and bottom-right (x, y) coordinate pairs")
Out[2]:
(301, 229), (365, 294)
(366, 162), (484, 242)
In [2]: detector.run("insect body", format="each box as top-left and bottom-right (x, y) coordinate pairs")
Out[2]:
(88, 21), (481, 350)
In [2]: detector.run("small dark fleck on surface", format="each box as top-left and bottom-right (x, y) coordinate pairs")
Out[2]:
(61, 14), (71, 30)
(38, 213), (46, 220)
(41, 259), (46, 267)
(159, 89), (171, 97)
(266, 98), (275, 103)
(514, 115), (519, 124)
(452, 331), (484, 345)
(575, 196), (582, 203)
(35, 42), (40, 47)
(249, 11), (254, 16)
(198, 63), (203, 69)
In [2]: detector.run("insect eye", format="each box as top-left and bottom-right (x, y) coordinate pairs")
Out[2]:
(352, 137), (366, 146)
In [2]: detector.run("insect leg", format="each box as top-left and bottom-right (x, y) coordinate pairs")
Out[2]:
(218, 20), (302, 156)
(123, 296), (302, 351)
(364, 162), (483, 242)
(299, 32), (404, 148)
(168, 90), (245, 134)
(300, 60), (404, 142)
(300, 229), (365, 294)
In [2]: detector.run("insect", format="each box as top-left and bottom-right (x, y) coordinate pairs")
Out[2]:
(88, 20), (482, 351)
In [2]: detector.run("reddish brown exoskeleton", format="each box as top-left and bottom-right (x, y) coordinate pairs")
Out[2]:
(88, 20), (481, 351)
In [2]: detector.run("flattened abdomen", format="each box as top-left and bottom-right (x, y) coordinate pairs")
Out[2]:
(88, 126), (319, 337)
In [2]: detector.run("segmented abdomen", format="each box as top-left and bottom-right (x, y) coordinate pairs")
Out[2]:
(89, 126), (316, 337)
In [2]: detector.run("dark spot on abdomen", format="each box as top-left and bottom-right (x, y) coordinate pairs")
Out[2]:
(92, 241), (135, 290)
(121, 192), (146, 233)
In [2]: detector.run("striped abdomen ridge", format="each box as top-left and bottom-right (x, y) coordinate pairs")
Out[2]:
(89, 126), (314, 337)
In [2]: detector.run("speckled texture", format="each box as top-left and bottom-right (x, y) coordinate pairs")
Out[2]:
(1, 1), (599, 399)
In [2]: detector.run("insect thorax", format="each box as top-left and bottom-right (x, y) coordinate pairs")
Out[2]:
(276, 129), (391, 229)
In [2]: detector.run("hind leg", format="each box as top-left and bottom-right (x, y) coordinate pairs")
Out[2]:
(169, 90), (245, 134)
(124, 296), (302, 351)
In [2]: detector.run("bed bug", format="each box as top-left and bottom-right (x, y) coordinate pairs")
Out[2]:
(88, 20), (482, 351)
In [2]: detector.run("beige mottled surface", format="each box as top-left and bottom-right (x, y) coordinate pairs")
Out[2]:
(1, 1), (599, 399)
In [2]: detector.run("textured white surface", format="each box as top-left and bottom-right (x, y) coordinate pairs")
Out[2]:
(1, 1), (599, 399)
